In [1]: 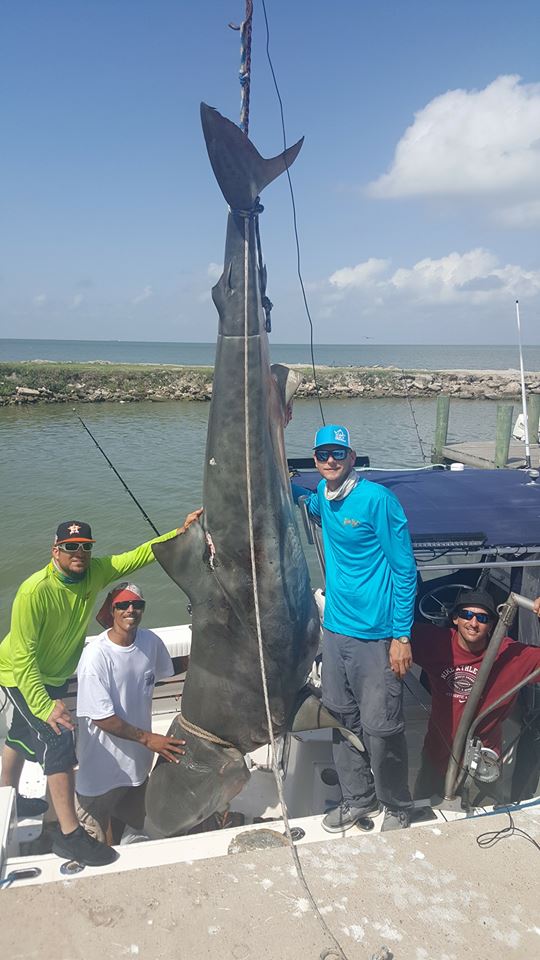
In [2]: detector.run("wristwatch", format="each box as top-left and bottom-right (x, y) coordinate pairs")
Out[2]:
(395, 636), (410, 644)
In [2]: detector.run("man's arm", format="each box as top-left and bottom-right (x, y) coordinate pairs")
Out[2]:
(373, 491), (417, 678)
(93, 715), (185, 763)
(291, 482), (321, 520)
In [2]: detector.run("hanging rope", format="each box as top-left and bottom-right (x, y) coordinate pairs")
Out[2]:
(260, 0), (325, 425)
(240, 208), (349, 960)
(229, 0), (254, 136)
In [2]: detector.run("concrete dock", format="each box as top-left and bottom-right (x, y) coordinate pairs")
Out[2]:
(441, 441), (540, 470)
(1, 805), (539, 960)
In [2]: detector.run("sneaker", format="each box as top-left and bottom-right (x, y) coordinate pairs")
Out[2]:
(52, 825), (118, 866)
(381, 807), (411, 831)
(16, 794), (49, 818)
(322, 799), (379, 833)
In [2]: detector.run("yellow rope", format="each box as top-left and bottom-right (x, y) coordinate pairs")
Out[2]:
(178, 713), (235, 749)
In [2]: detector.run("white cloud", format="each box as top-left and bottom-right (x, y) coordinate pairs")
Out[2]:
(329, 258), (389, 289)
(71, 293), (84, 309)
(131, 285), (153, 305)
(33, 293), (47, 306)
(368, 75), (540, 202)
(327, 248), (540, 305)
(207, 262), (223, 280)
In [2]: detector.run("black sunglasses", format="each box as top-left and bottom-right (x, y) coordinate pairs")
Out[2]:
(58, 542), (93, 553)
(457, 609), (491, 624)
(113, 600), (146, 611)
(315, 448), (350, 463)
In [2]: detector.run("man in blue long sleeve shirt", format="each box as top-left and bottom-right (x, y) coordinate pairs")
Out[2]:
(292, 425), (417, 832)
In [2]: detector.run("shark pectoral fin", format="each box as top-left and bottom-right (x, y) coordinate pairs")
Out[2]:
(271, 364), (303, 406)
(290, 691), (365, 753)
(152, 521), (206, 595)
(146, 716), (250, 837)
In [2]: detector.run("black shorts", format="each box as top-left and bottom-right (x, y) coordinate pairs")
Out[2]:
(2, 683), (77, 776)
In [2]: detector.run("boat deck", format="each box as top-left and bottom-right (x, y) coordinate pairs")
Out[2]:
(1, 802), (539, 960)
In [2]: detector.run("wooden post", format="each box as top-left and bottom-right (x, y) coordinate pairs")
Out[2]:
(432, 395), (450, 463)
(527, 394), (540, 444)
(494, 404), (513, 468)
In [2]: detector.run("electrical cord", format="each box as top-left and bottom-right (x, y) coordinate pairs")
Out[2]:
(476, 806), (540, 852)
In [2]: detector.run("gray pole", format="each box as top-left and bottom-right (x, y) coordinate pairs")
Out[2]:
(494, 403), (513, 468)
(432, 395), (450, 463)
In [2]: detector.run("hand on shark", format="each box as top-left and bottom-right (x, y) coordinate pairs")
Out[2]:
(177, 508), (203, 535)
(140, 731), (186, 763)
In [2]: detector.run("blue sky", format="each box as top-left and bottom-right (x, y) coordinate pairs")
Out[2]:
(2, 0), (540, 343)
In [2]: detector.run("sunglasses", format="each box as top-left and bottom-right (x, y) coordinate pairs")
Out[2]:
(314, 448), (350, 463)
(457, 609), (492, 624)
(113, 600), (146, 611)
(57, 542), (93, 553)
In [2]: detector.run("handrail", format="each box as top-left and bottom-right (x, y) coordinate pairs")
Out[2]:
(298, 496), (326, 581)
(444, 591), (537, 799)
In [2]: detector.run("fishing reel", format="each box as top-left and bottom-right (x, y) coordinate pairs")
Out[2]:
(464, 738), (501, 783)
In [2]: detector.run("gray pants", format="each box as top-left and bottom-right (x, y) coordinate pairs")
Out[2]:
(322, 629), (412, 812)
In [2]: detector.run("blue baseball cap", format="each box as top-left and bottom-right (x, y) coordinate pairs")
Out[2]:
(313, 425), (351, 449)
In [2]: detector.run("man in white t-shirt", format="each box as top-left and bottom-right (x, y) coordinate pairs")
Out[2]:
(76, 582), (185, 844)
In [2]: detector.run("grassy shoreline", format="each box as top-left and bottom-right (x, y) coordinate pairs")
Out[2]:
(1, 361), (539, 405)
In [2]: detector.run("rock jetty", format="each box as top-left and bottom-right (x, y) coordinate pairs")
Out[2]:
(1, 361), (539, 405)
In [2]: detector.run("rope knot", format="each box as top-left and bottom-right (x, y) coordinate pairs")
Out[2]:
(230, 198), (264, 219)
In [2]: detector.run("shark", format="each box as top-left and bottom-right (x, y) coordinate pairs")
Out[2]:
(145, 105), (356, 837)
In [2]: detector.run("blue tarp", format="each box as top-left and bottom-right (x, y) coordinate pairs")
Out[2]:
(293, 468), (540, 549)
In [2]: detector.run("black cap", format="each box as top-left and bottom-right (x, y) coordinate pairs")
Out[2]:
(54, 521), (95, 544)
(452, 589), (498, 620)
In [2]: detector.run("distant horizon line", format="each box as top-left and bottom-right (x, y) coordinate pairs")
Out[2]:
(2, 338), (540, 347)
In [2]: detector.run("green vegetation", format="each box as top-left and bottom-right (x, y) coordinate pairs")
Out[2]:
(0, 361), (533, 405)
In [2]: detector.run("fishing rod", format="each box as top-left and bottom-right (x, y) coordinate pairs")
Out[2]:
(515, 300), (532, 470)
(74, 410), (161, 536)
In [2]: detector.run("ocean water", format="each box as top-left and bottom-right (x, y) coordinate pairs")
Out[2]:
(2, 338), (540, 371)
(0, 393), (512, 636)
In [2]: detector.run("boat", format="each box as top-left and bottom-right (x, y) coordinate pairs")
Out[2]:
(2, 463), (539, 881)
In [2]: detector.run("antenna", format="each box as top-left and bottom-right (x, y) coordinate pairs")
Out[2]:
(515, 300), (532, 470)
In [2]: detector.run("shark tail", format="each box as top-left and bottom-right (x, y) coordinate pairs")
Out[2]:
(201, 102), (303, 211)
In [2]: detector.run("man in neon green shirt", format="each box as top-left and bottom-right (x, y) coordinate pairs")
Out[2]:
(0, 512), (201, 866)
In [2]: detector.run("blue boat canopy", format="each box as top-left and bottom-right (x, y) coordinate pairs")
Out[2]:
(291, 467), (540, 551)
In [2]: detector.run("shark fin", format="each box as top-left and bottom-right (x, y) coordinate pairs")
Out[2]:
(290, 690), (365, 753)
(201, 103), (303, 211)
(146, 715), (250, 836)
(271, 363), (303, 406)
(152, 521), (208, 599)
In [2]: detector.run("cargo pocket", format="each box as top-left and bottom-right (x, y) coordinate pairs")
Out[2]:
(383, 656), (404, 732)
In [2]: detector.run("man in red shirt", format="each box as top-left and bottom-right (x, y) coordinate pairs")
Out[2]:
(411, 589), (540, 802)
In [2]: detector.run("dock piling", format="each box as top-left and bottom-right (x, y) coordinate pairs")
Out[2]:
(432, 395), (450, 463)
(495, 404), (514, 468)
(528, 394), (540, 444)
